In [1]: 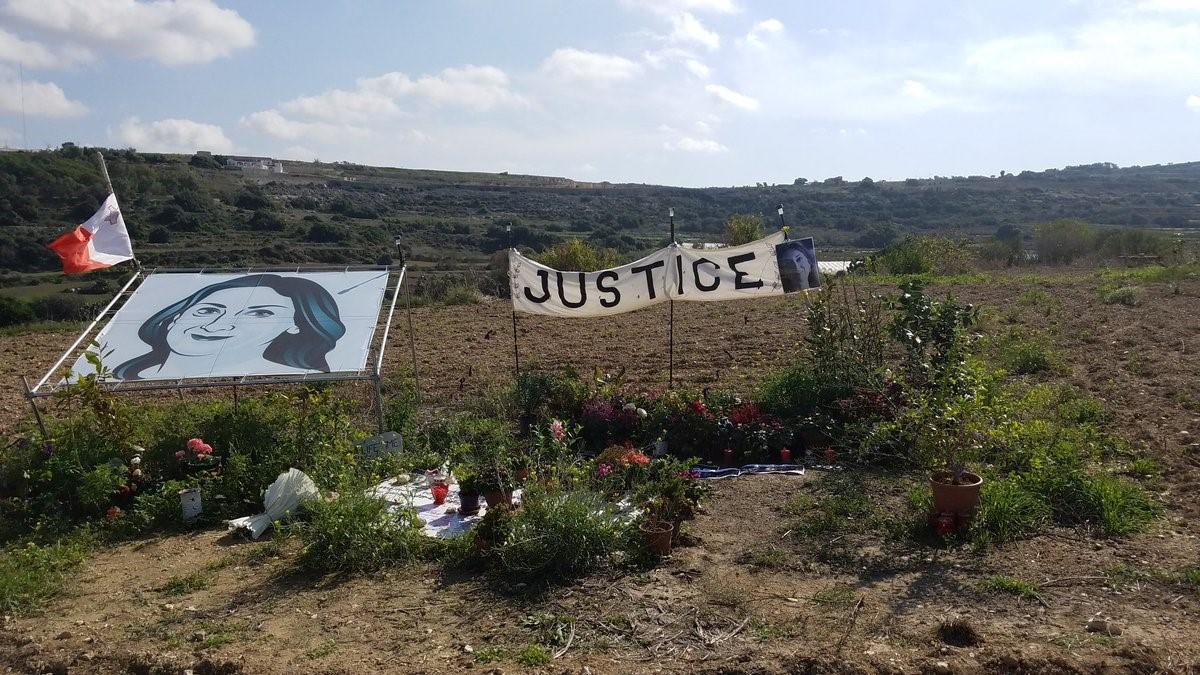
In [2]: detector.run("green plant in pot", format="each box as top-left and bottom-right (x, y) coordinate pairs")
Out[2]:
(455, 468), (482, 516)
(922, 404), (984, 520)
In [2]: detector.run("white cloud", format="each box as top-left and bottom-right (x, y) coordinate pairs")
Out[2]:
(706, 83), (758, 110)
(361, 65), (528, 110)
(742, 17), (783, 48)
(540, 48), (642, 84)
(900, 79), (931, 99)
(669, 12), (720, 50)
(240, 109), (369, 144)
(684, 59), (710, 78)
(2, 0), (254, 66)
(620, 0), (738, 15)
(1135, 0), (1200, 12)
(0, 27), (90, 68)
(0, 65), (86, 117)
(963, 18), (1200, 91)
(665, 136), (728, 153)
(115, 116), (233, 153)
(282, 87), (400, 123)
(1187, 94), (1200, 110)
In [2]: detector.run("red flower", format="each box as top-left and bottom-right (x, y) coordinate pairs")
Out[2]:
(105, 506), (121, 521)
(175, 450), (186, 460)
(728, 402), (761, 426)
(618, 450), (650, 467)
(689, 400), (708, 415)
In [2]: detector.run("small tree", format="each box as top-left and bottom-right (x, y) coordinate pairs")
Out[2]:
(1034, 219), (1094, 264)
(536, 239), (620, 271)
(724, 214), (763, 246)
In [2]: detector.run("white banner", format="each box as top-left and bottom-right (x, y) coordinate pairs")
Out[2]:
(70, 271), (390, 381)
(510, 233), (819, 317)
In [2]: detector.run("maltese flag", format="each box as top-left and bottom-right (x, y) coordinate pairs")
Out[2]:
(47, 193), (135, 274)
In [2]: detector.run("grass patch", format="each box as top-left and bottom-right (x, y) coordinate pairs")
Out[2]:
(1125, 457), (1161, 479)
(995, 331), (1064, 375)
(740, 546), (790, 570)
(305, 640), (338, 660)
(474, 647), (508, 664)
(516, 644), (552, 667)
(0, 320), (85, 337)
(811, 585), (856, 607)
(293, 491), (426, 574)
(977, 575), (1040, 600)
(0, 533), (94, 614)
(160, 571), (213, 596)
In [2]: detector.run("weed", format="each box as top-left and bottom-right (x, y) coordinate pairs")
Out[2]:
(811, 585), (856, 607)
(522, 613), (575, 647)
(1100, 286), (1142, 306)
(305, 640), (338, 660)
(516, 644), (552, 667)
(293, 490), (426, 573)
(441, 283), (483, 306)
(160, 572), (212, 596)
(494, 488), (626, 584)
(995, 330), (1063, 375)
(0, 533), (94, 614)
(704, 583), (746, 609)
(977, 575), (1040, 600)
(1125, 457), (1161, 479)
(474, 647), (508, 664)
(969, 476), (1051, 549)
(740, 547), (790, 570)
(750, 618), (805, 640)
(1181, 567), (1200, 590)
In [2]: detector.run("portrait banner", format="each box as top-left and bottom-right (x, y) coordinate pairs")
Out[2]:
(510, 233), (819, 317)
(69, 271), (390, 382)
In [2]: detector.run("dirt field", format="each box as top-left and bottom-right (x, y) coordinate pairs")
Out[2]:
(2, 269), (1200, 673)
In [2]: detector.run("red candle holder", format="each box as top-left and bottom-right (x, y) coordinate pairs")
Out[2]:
(779, 447), (792, 464)
(722, 448), (734, 466)
(431, 482), (449, 505)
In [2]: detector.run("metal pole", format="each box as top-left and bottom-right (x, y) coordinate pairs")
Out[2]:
(403, 270), (422, 402)
(777, 203), (788, 238)
(373, 373), (385, 433)
(668, 207), (675, 389)
(32, 269), (142, 392)
(20, 376), (50, 442)
(508, 224), (519, 377)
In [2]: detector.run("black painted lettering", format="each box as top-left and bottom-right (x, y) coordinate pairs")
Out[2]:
(596, 271), (621, 308)
(729, 252), (763, 290)
(693, 258), (720, 292)
(675, 254), (684, 296)
(523, 270), (551, 303)
(556, 271), (587, 308)
(630, 260), (665, 299)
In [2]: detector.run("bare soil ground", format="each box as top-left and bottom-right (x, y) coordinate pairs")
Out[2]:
(2, 269), (1200, 673)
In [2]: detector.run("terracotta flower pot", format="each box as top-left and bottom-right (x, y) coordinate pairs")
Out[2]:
(640, 521), (674, 556)
(459, 492), (481, 516)
(484, 490), (512, 509)
(930, 470), (983, 518)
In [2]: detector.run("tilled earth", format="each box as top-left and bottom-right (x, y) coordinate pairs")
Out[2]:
(1, 268), (1199, 673)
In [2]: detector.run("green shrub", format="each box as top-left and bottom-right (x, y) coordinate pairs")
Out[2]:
(295, 491), (425, 573)
(516, 644), (552, 667)
(495, 489), (626, 583)
(536, 239), (620, 271)
(977, 575), (1040, 600)
(995, 330), (1062, 375)
(1100, 286), (1141, 306)
(1035, 219), (1094, 264)
(1023, 468), (1159, 535)
(725, 213), (764, 246)
(442, 283), (482, 305)
(867, 236), (978, 276)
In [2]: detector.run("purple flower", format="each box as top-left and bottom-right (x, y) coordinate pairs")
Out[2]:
(550, 420), (565, 442)
(597, 463), (614, 478)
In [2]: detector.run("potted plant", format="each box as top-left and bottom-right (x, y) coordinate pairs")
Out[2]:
(922, 404), (984, 521)
(456, 470), (482, 516)
(638, 511), (676, 554)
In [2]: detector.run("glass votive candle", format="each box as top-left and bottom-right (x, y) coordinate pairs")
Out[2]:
(431, 482), (449, 505)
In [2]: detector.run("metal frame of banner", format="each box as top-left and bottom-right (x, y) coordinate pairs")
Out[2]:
(22, 264), (413, 434)
(668, 207), (676, 389)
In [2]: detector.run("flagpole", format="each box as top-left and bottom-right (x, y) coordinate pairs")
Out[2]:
(95, 150), (141, 270)
(507, 223), (520, 379)
(95, 151), (113, 195)
(668, 207), (675, 390)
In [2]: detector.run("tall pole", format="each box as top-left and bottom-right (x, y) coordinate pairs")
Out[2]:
(96, 151), (114, 194)
(777, 203), (788, 239)
(20, 376), (49, 443)
(508, 223), (520, 378)
(668, 207), (675, 390)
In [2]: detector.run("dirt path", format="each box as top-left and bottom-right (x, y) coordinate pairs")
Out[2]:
(2, 472), (1197, 673)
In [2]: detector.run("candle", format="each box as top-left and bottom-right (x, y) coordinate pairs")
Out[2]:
(779, 447), (792, 464)
(723, 448), (734, 466)
(431, 482), (449, 505)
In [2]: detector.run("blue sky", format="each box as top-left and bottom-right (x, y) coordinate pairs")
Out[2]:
(2, 0), (1199, 187)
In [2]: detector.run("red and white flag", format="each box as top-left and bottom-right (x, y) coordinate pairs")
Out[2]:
(47, 193), (135, 274)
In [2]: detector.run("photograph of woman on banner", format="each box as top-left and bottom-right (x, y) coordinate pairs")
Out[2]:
(775, 237), (820, 292)
(112, 274), (347, 380)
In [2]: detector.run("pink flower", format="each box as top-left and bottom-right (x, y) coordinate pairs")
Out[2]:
(550, 420), (565, 442)
(175, 450), (186, 460)
(597, 463), (614, 478)
(105, 506), (121, 521)
(200, 443), (213, 455)
(187, 438), (204, 451)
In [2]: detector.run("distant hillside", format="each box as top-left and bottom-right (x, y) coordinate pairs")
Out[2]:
(1, 145), (1198, 275)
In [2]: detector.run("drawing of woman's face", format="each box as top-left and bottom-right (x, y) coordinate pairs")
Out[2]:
(165, 288), (298, 358)
(783, 245), (812, 278)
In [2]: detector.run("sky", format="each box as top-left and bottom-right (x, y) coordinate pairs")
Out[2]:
(1, 0), (1199, 187)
